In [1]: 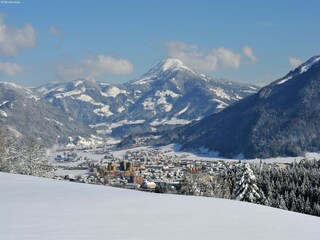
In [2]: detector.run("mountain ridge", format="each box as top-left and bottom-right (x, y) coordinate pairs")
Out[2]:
(158, 55), (320, 158)
(0, 82), (98, 146)
(36, 58), (258, 137)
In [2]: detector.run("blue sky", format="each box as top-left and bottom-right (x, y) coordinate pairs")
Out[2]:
(0, 0), (320, 86)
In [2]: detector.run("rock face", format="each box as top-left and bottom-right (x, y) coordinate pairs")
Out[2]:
(37, 58), (258, 137)
(161, 56), (320, 159)
(0, 82), (96, 146)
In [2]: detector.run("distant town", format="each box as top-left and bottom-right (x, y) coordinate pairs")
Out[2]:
(52, 145), (289, 193)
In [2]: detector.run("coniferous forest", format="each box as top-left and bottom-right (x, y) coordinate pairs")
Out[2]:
(177, 160), (320, 217)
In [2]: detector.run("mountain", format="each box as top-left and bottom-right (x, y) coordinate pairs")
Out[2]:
(160, 56), (320, 158)
(0, 82), (98, 146)
(2, 173), (320, 240)
(37, 58), (258, 137)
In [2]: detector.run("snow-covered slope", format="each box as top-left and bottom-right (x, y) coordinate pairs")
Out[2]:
(1, 173), (319, 240)
(161, 55), (320, 158)
(276, 55), (320, 85)
(0, 82), (96, 146)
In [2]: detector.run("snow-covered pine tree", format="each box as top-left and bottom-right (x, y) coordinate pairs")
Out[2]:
(235, 163), (266, 204)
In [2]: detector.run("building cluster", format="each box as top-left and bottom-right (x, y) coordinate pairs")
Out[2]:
(53, 147), (292, 194)
(88, 148), (229, 191)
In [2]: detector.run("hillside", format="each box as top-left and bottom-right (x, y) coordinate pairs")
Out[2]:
(0, 82), (97, 146)
(1, 172), (319, 240)
(161, 56), (320, 158)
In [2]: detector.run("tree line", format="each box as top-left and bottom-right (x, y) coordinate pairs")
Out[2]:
(177, 160), (320, 217)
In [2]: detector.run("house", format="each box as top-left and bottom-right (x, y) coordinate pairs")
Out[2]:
(130, 174), (144, 184)
(120, 161), (134, 171)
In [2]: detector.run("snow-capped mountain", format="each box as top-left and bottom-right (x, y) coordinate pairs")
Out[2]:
(160, 55), (320, 158)
(37, 58), (258, 137)
(0, 82), (98, 146)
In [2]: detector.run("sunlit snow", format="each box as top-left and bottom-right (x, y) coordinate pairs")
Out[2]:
(1, 173), (319, 240)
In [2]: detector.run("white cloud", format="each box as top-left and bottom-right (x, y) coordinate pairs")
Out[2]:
(166, 41), (242, 72)
(48, 25), (62, 36)
(55, 54), (134, 81)
(288, 56), (302, 68)
(212, 47), (241, 68)
(0, 61), (23, 76)
(243, 46), (257, 62)
(0, 15), (36, 56)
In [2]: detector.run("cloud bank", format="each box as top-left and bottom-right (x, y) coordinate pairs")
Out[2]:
(166, 41), (257, 72)
(55, 54), (134, 81)
(0, 15), (36, 56)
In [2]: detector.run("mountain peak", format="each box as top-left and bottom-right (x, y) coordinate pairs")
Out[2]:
(157, 58), (195, 74)
(131, 58), (196, 85)
(160, 58), (186, 71)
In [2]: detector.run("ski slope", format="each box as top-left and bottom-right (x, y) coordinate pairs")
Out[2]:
(1, 173), (319, 240)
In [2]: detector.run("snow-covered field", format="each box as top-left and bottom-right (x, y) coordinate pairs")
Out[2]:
(48, 143), (320, 170)
(1, 173), (319, 240)
(112, 143), (320, 163)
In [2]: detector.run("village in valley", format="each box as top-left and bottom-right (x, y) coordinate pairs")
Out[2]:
(52, 144), (226, 191)
(50, 143), (288, 193)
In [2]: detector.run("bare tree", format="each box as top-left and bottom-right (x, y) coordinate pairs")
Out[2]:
(19, 138), (51, 176)
(0, 132), (20, 173)
(0, 131), (7, 172)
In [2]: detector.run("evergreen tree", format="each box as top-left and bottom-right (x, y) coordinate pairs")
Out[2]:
(235, 163), (266, 204)
(278, 196), (288, 210)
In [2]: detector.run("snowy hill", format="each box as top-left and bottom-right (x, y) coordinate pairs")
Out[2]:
(1, 173), (319, 240)
(161, 55), (320, 158)
(36, 58), (258, 137)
